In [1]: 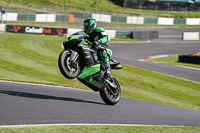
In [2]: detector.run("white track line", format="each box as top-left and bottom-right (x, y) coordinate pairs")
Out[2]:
(139, 54), (200, 71)
(139, 55), (169, 62)
(0, 80), (93, 93)
(175, 65), (200, 71)
(0, 123), (176, 128)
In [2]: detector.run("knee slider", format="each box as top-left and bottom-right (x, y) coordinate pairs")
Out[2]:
(102, 50), (107, 59)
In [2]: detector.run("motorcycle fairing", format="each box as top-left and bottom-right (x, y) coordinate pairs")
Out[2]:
(78, 72), (105, 92)
(78, 45), (98, 66)
(78, 64), (101, 79)
(63, 32), (89, 49)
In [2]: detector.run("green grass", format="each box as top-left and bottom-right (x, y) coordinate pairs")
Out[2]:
(0, 33), (200, 112)
(1, 126), (200, 133)
(5, 21), (83, 27)
(5, 20), (200, 29)
(2, 0), (200, 28)
(146, 55), (200, 69)
(194, 52), (200, 56)
(1, 0), (200, 18)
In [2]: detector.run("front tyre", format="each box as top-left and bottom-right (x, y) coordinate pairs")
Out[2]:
(100, 76), (121, 105)
(58, 50), (80, 79)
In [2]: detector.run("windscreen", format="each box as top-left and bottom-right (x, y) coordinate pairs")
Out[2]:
(72, 31), (89, 37)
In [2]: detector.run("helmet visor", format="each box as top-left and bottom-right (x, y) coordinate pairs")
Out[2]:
(83, 24), (94, 32)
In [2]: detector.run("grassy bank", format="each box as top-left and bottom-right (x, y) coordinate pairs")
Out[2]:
(0, 33), (200, 111)
(1, 125), (200, 133)
(1, 0), (200, 18)
(146, 55), (200, 69)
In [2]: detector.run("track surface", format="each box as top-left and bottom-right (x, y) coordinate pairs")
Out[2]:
(110, 42), (200, 83)
(0, 41), (200, 126)
(1, 81), (200, 126)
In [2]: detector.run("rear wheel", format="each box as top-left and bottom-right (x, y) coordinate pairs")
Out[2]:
(100, 76), (121, 105)
(58, 50), (80, 79)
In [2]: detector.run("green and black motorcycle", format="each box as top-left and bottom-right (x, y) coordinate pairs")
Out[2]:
(58, 31), (122, 105)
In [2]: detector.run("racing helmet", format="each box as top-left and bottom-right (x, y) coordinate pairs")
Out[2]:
(83, 18), (97, 34)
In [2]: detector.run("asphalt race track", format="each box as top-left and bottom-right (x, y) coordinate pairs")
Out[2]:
(0, 41), (200, 126)
(0, 81), (200, 126)
(110, 41), (200, 83)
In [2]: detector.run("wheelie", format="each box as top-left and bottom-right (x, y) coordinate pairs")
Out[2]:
(58, 18), (122, 105)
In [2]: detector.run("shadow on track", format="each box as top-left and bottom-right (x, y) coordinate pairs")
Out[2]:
(0, 90), (105, 105)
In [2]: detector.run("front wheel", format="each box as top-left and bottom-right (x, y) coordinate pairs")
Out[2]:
(58, 50), (80, 79)
(100, 76), (121, 105)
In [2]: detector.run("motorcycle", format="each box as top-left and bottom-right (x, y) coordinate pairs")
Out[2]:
(58, 31), (122, 105)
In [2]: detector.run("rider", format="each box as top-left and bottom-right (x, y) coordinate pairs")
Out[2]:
(83, 18), (112, 77)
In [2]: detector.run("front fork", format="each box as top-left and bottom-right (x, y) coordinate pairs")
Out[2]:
(67, 49), (79, 71)
(69, 49), (79, 62)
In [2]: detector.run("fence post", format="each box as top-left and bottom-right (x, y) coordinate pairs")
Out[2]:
(123, 0), (126, 8)
(45, 7), (49, 27)
(1, 6), (5, 24)
(83, 10), (85, 19)
(155, 3), (158, 11)
(115, 12), (119, 30)
(6, 3), (10, 24)
(27, 5), (31, 25)
(168, 2), (170, 12)
(64, 9), (67, 27)
(185, 5), (188, 12)
(95, 0), (98, 8)
(139, 1), (142, 10)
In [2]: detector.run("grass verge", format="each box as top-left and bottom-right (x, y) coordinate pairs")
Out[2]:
(5, 21), (200, 28)
(146, 55), (200, 69)
(0, 126), (200, 133)
(0, 33), (200, 111)
(5, 21), (83, 28)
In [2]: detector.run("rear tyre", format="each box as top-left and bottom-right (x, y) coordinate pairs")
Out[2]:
(58, 50), (80, 79)
(100, 76), (121, 105)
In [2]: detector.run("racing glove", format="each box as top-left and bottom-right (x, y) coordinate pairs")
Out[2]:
(93, 40), (102, 49)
